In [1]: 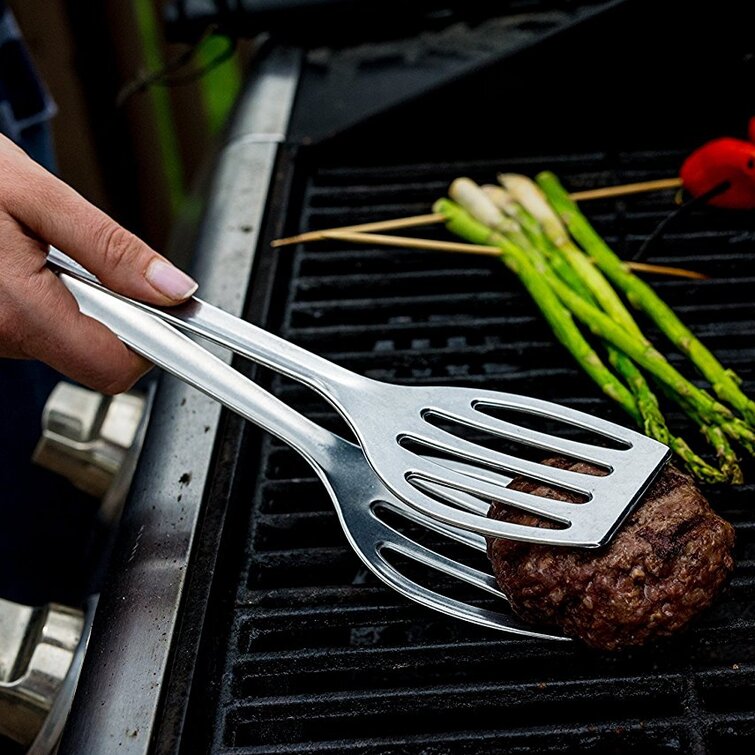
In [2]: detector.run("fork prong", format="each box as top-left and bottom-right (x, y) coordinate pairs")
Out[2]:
(407, 431), (599, 497)
(369, 513), (500, 596)
(375, 499), (489, 552)
(371, 550), (568, 641)
(381, 538), (502, 597)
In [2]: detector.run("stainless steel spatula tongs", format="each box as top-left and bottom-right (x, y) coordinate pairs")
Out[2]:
(49, 249), (670, 550)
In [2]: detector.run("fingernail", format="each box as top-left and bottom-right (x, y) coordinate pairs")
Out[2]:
(146, 259), (198, 301)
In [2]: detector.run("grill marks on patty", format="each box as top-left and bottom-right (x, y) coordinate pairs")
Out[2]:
(487, 459), (735, 651)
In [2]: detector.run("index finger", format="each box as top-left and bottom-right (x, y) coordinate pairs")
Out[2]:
(0, 147), (197, 304)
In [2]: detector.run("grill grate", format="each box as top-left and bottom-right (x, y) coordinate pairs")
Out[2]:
(202, 149), (755, 754)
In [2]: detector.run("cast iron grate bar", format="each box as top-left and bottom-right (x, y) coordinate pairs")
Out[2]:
(205, 147), (755, 754)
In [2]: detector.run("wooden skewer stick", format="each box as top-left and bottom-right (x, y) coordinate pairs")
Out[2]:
(323, 230), (501, 256)
(622, 261), (707, 281)
(323, 230), (708, 280)
(272, 213), (445, 247)
(272, 178), (684, 247)
(569, 177), (683, 201)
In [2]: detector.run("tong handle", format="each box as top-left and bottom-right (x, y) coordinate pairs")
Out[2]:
(47, 248), (361, 400)
(56, 267), (338, 469)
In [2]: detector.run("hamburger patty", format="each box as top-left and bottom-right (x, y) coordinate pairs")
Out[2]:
(487, 459), (735, 650)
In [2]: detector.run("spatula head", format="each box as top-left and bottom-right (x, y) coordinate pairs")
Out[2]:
(351, 385), (671, 548)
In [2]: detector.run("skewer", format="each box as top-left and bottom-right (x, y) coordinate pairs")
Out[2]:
(569, 177), (683, 201)
(272, 213), (445, 247)
(272, 178), (684, 247)
(322, 230), (501, 256)
(622, 261), (706, 280)
(322, 230), (708, 280)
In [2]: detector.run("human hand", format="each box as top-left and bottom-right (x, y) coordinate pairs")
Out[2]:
(0, 133), (197, 394)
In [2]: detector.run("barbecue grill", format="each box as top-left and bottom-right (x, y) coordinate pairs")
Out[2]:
(57, 2), (755, 753)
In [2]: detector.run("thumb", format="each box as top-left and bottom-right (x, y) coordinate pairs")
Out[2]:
(2, 152), (197, 304)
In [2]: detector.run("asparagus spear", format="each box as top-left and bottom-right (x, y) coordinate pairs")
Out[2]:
(471, 182), (728, 482)
(485, 180), (732, 482)
(435, 196), (755, 459)
(655, 384), (743, 484)
(495, 175), (645, 341)
(480, 184), (656, 419)
(433, 198), (640, 421)
(449, 178), (520, 235)
(449, 178), (545, 263)
(537, 171), (755, 426)
(513, 238), (755, 456)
